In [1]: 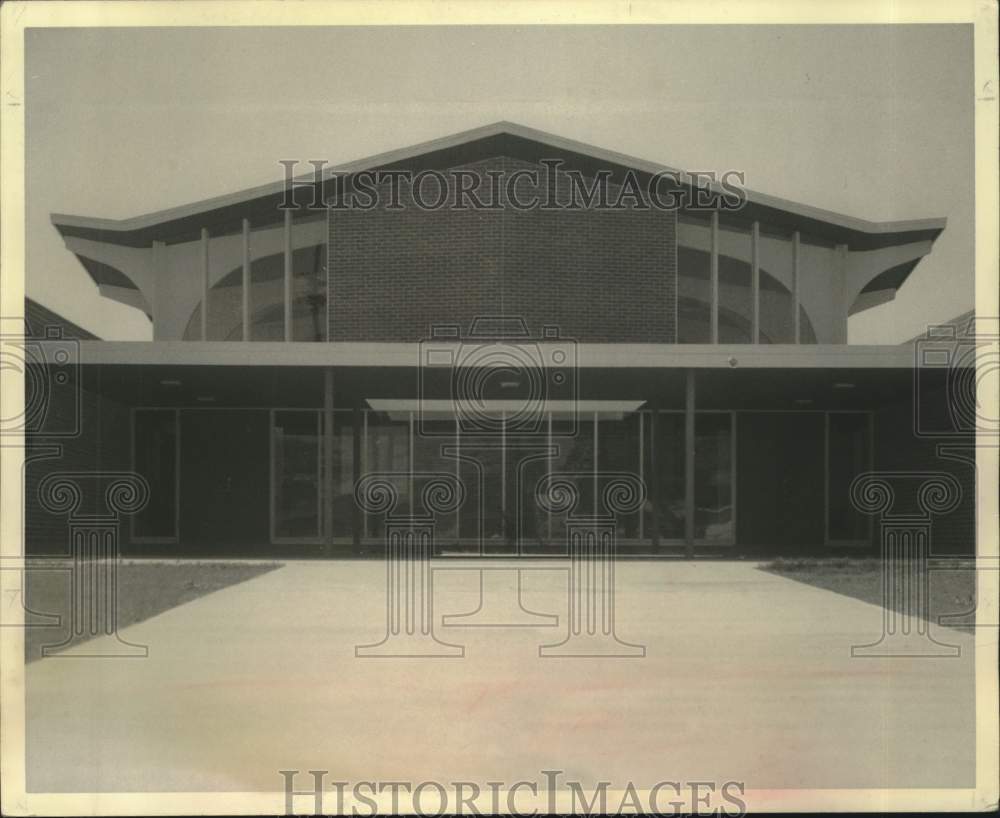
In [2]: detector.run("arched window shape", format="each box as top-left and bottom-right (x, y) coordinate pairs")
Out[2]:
(184, 243), (327, 341)
(677, 298), (759, 344)
(676, 246), (816, 344)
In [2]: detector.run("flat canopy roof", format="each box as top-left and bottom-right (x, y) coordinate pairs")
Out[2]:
(51, 121), (946, 251)
(367, 398), (647, 421)
(48, 360), (937, 413)
(57, 340), (938, 369)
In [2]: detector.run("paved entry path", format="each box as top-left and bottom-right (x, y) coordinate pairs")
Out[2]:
(25, 560), (975, 792)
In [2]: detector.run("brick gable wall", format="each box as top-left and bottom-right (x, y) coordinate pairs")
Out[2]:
(328, 157), (677, 343)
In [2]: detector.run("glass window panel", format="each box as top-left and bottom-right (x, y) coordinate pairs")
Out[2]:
(677, 234), (712, 344)
(362, 412), (411, 542)
(292, 243), (328, 342)
(412, 418), (460, 544)
(649, 412), (685, 540)
(718, 222), (754, 344)
(330, 410), (356, 541)
(759, 269), (795, 344)
(547, 417), (596, 546)
(695, 413), (733, 542)
(207, 272), (243, 341)
(516, 440), (554, 552)
(273, 410), (321, 540)
(597, 410), (642, 540)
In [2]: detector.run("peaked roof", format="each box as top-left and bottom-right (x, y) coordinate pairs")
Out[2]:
(51, 120), (946, 251)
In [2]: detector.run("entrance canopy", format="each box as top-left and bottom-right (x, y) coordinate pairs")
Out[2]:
(366, 399), (647, 421)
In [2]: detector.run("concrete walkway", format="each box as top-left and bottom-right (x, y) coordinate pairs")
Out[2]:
(25, 560), (975, 792)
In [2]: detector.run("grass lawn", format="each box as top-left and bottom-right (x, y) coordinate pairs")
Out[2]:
(760, 557), (977, 634)
(23, 561), (281, 662)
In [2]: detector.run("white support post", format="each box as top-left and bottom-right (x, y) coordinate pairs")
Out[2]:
(593, 410), (599, 516)
(751, 221), (760, 344)
(324, 369), (335, 554)
(710, 210), (719, 344)
(200, 228), (210, 341)
(455, 416), (462, 544)
(242, 219), (251, 341)
(792, 230), (801, 344)
(684, 369), (696, 558)
(500, 411), (506, 540)
(283, 209), (293, 342)
(547, 411), (553, 543)
(834, 242), (850, 344)
(638, 411), (644, 542)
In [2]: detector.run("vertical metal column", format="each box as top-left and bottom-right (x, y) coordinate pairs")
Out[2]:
(638, 411), (644, 542)
(241, 219), (251, 341)
(792, 230), (801, 344)
(751, 221), (760, 343)
(323, 370), (335, 555)
(650, 410), (660, 549)
(455, 415), (462, 544)
(710, 210), (720, 344)
(283, 209), (293, 342)
(352, 404), (362, 552)
(546, 411), (553, 543)
(500, 410), (506, 540)
(684, 369), (696, 558)
(592, 410), (599, 517)
(200, 228), (210, 341)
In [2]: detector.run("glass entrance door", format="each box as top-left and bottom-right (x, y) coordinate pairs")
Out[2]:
(271, 409), (322, 543)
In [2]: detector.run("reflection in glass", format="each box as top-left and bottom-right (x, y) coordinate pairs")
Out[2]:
(695, 413), (733, 542)
(412, 417), (460, 543)
(597, 410), (642, 539)
(362, 412), (410, 542)
(330, 411), (355, 540)
(273, 410), (321, 540)
(649, 412), (685, 540)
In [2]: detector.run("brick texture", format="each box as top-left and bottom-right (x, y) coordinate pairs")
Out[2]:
(328, 157), (677, 343)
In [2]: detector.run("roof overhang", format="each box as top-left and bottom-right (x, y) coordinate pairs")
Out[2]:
(50, 121), (946, 252)
(54, 341), (938, 369)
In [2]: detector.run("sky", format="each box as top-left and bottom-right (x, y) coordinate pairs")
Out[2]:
(25, 24), (975, 343)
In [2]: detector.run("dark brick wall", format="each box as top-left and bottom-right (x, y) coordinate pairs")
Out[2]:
(328, 157), (677, 343)
(873, 387), (976, 556)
